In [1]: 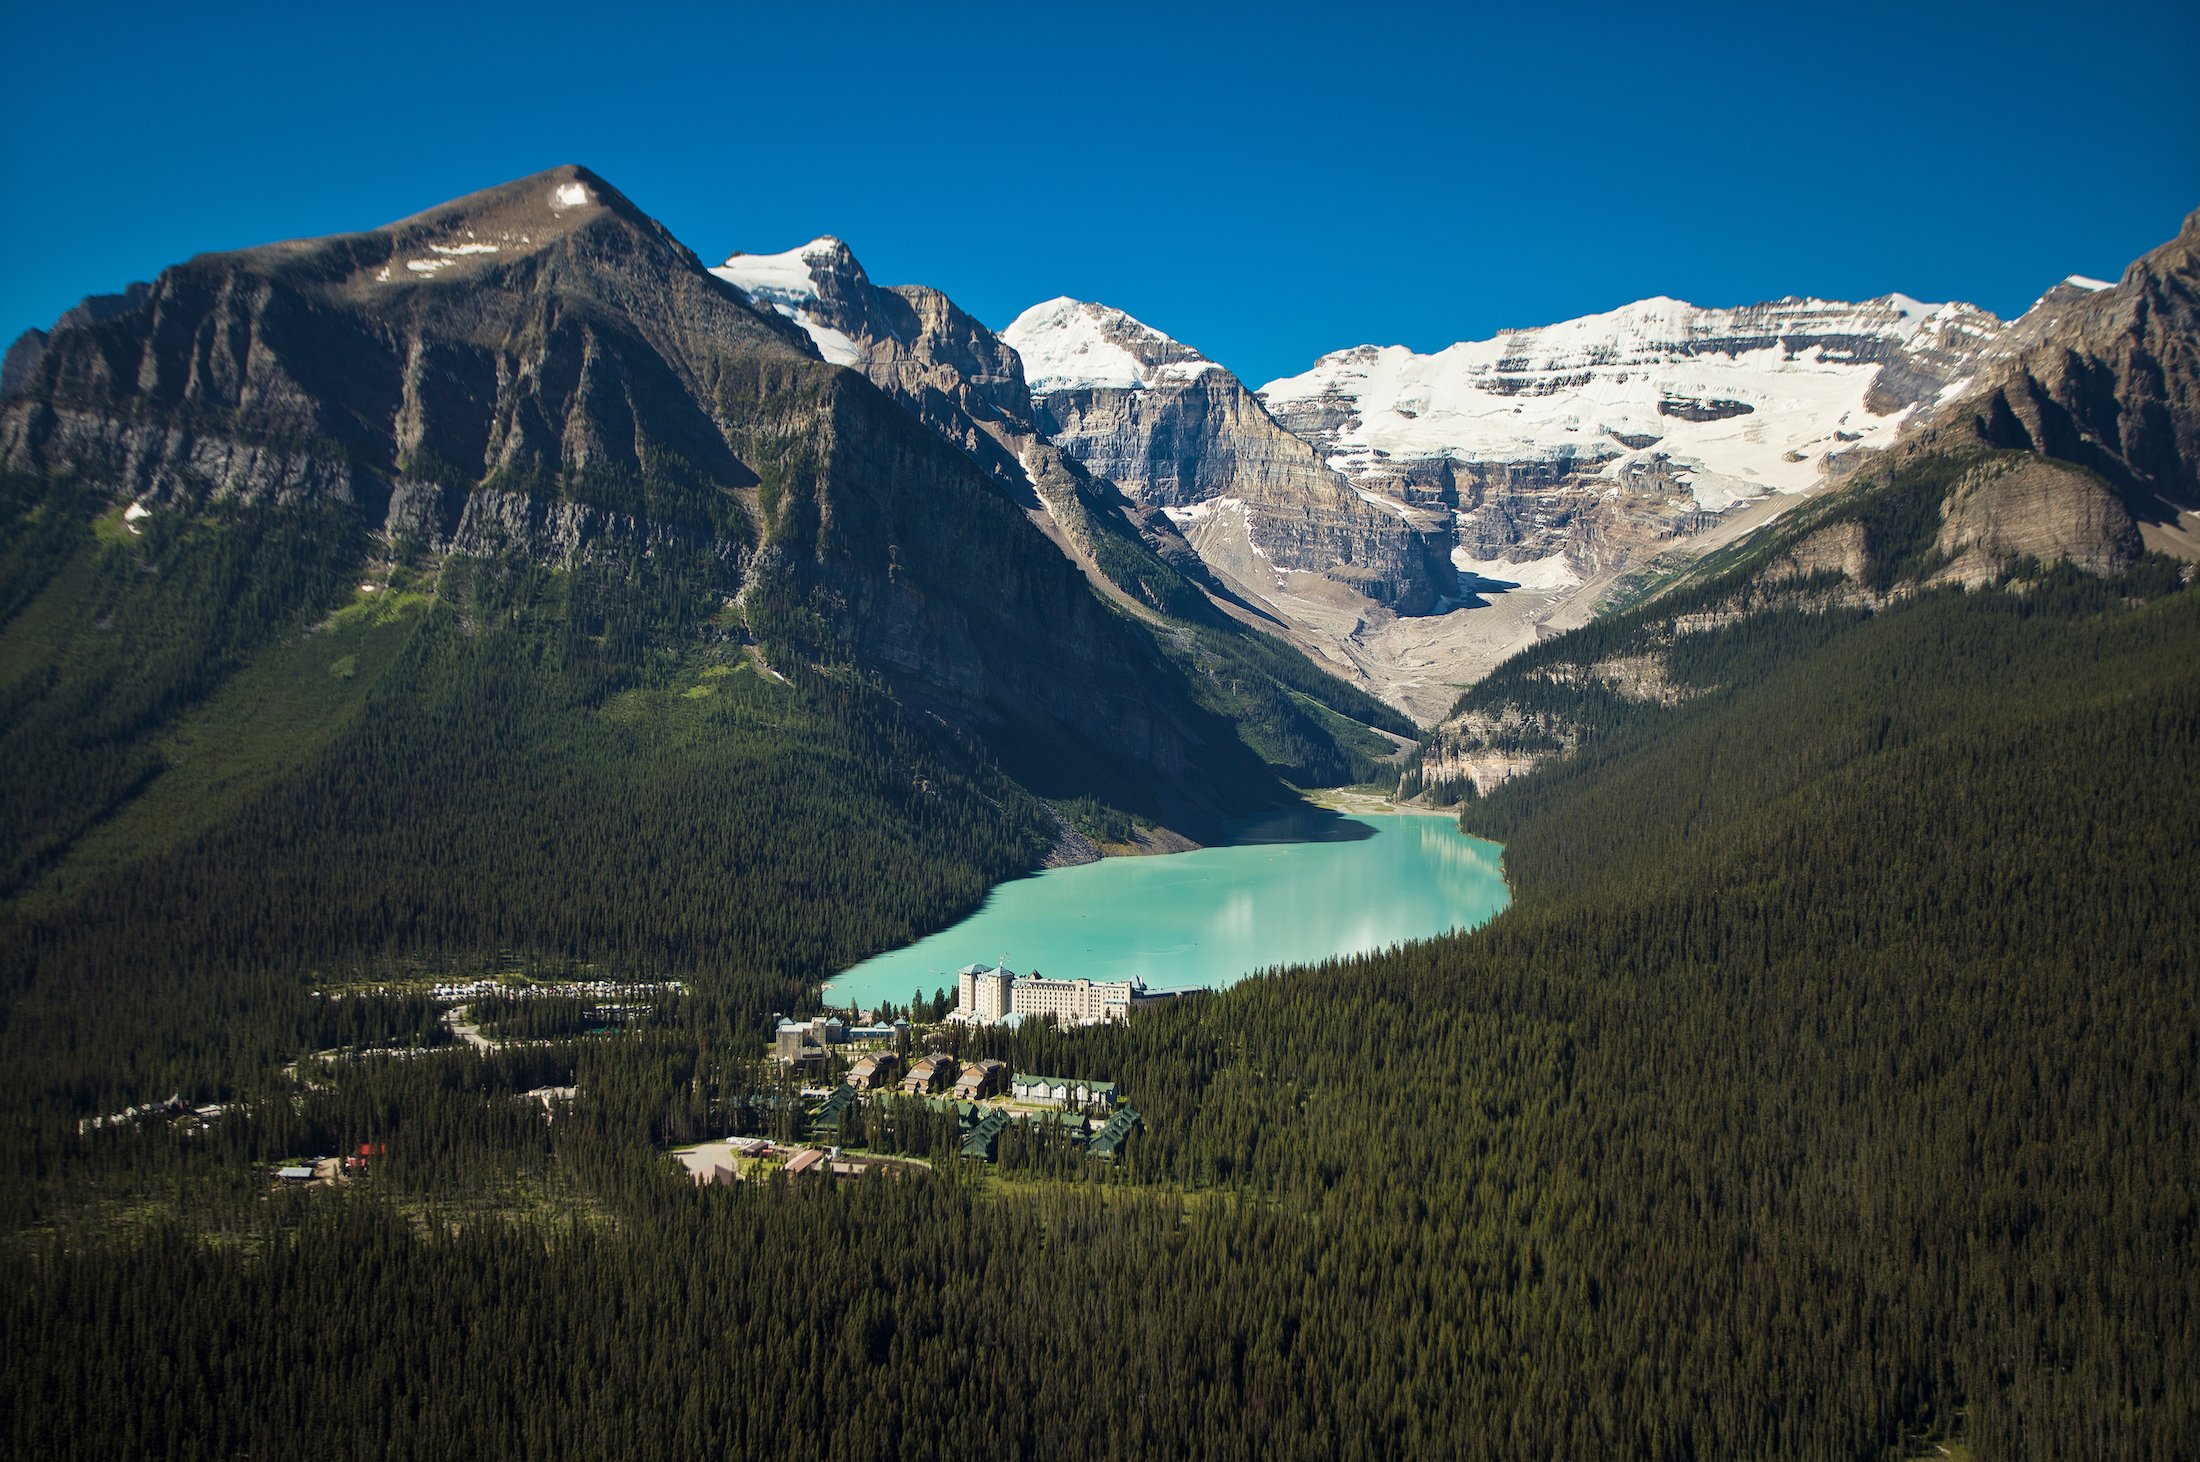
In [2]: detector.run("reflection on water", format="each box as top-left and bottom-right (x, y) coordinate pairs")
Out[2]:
(826, 810), (1510, 1007)
(1414, 815), (1505, 877)
(1226, 806), (1379, 845)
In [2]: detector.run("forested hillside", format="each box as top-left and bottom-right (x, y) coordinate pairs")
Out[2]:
(5, 489), (2192, 1459)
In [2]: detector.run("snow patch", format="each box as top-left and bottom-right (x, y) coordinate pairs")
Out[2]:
(1351, 486), (1419, 522)
(1451, 550), (1581, 592)
(712, 238), (845, 309)
(551, 181), (590, 210)
(2064, 274), (2115, 292)
(427, 241), (499, 256)
(123, 502), (150, 536)
(1677, 469), (1768, 514)
(797, 319), (863, 367)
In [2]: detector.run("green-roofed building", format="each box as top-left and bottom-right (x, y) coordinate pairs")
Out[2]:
(961, 1108), (1010, 1162)
(809, 1085), (856, 1136)
(1086, 1106), (1141, 1160)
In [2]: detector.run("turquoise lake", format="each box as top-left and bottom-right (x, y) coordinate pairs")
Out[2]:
(826, 807), (1510, 1009)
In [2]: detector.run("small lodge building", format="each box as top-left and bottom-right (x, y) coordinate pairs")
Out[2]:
(952, 1058), (1008, 1100)
(1086, 1107), (1141, 1160)
(784, 1147), (827, 1177)
(900, 1054), (957, 1095)
(961, 1108), (1010, 1162)
(845, 1052), (903, 1091)
(809, 1085), (856, 1137)
(1010, 1074), (1118, 1112)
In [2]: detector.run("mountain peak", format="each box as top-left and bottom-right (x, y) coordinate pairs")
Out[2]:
(710, 236), (875, 365)
(1000, 298), (1221, 393)
(166, 163), (718, 307)
(371, 163), (638, 256)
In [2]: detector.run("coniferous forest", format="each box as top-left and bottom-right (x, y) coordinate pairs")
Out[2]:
(1, 422), (2195, 1457)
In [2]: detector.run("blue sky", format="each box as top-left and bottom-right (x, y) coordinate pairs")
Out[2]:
(3, 1), (2195, 387)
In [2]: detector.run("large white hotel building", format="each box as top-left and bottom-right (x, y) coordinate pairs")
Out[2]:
(955, 963), (1139, 1025)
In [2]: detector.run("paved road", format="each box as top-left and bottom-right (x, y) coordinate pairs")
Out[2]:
(443, 1005), (494, 1052)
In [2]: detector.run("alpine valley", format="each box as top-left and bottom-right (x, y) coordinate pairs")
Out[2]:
(2, 164), (2196, 1462)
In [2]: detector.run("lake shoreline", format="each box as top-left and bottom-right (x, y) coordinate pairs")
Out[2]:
(1070, 787), (1457, 869)
(826, 800), (1508, 1008)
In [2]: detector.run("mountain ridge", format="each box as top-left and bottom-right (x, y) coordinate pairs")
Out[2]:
(11, 178), (2193, 730)
(0, 162), (1317, 908)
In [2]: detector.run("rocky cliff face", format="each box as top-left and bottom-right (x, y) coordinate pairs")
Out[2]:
(1930, 456), (2141, 588)
(0, 167), (1282, 834)
(2, 168), (801, 539)
(1002, 300), (1453, 614)
(1907, 209), (2200, 540)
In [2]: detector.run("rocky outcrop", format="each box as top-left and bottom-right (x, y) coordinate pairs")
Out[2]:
(1930, 456), (2139, 588)
(1765, 520), (1872, 584)
(1908, 210), (2200, 526)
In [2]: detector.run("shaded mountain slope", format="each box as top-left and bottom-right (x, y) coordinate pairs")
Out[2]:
(1404, 438), (2173, 800)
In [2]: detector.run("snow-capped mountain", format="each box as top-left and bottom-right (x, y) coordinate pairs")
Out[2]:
(705, 235), (1425, 775)
(1002, 298), (1456, 691)
(715, 236), (1037, 480)
(1259, 293), (2007, 514)
(711, 238), (868, 365)
(1004, 298), (1225, 395)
